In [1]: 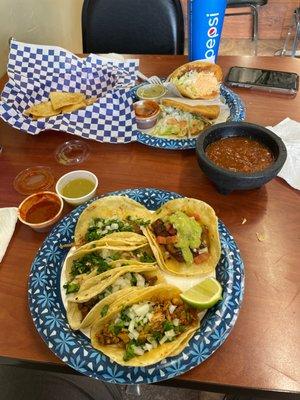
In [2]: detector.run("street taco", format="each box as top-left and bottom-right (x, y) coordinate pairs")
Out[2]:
(145, 198), (221, 276)
(169, 61), (223, 100)
(90, 284), (200, 366)
(64, 235), (157, 294)
(66, 264), (164, 330)
(74, 196), (152, 247)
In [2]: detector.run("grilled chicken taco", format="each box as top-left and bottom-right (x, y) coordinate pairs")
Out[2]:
(153, 99), (219, 138)
(169, 61), (223, 100)
(64, 233), (157, 295)
(145, 198), (221, 276)
(66, 264), (164, 330)
(74, 196), (152, 248)
(90, 284), (200, 366)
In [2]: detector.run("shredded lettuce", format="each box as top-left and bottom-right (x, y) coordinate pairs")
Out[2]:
(152, 106), (209, 138)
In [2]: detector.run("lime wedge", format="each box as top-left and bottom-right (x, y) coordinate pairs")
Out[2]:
(180, 277), (222, 310)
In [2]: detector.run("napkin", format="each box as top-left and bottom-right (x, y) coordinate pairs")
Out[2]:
(267, 118), (300, 190)
(0, 40), (139, 143)
(0, 207), (18, 263)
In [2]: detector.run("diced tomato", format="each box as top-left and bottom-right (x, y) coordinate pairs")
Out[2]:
(156, 235), (177, 245)
(193, 252), (209, 264)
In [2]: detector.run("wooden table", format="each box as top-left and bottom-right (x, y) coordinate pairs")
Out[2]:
(0, 56), (299, 399)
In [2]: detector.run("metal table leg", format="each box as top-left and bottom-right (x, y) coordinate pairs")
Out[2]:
(291, 8), (300, 57)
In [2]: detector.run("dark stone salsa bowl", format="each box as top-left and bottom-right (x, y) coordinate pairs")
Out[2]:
(196, 121), (287, 194)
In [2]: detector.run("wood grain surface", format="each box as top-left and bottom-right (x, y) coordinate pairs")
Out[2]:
(0, 56), (299, 396)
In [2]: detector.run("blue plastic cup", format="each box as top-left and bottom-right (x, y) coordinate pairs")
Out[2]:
(188, 0), (227, 62)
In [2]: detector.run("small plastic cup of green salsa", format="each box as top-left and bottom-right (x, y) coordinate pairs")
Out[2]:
(136, 84), (167, 101)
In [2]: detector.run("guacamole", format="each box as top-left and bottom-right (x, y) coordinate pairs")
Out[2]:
(167, 211), (202, 264)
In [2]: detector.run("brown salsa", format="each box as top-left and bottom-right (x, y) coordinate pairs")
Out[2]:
(205, 136), (274, 173)
(134, 100), (159, 118)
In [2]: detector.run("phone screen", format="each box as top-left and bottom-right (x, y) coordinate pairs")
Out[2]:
(226, 67), (299, 90)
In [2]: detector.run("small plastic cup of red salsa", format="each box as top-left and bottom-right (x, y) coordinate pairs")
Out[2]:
(18, 191), (64, 232)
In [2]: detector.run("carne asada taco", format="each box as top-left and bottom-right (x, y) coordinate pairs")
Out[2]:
(146, 198), (221, 276)
(74, 196), (152, 247)
(64, 236), (157, 294)
(90, 284), (200, 366)
(66, 264), (164, 330)
(169, 61), (223, 100)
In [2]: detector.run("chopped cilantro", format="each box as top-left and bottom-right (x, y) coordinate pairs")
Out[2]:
(109, 252), (121, 261)
(96, 258), (110, 274)
(123, 342), (136, 361)
(111, 320), (125, 335)
(71, 252), (110, 277)
(120, 307), (130, 322)
(100, 304), (109, 317)
(139, 252), (155, 263)
(163, 321), (174, 332)
(130, 273), (137, 286)
(126, 216), (150, 227)
(174, 325), (186, 334)
(63, 282), (79, 294)
(85, 217), (134, 243)
(152, 331), (163, 342)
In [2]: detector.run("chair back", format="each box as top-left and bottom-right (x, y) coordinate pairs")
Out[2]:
(227, 0), (268, 6)
(82, 0), (184, 55)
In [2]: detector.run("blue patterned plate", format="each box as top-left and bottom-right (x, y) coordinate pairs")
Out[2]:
(28, 188), (244, 384)
(131, 84), (246, 150)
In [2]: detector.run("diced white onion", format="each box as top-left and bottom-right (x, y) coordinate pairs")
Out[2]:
(128, 311), (135, 320)
(173, 318), (179, 327)
(169, 305), (177, 314)
(159, 335), (169, 345)
(165, 329), (175, 339)
(132, 303), (149, 317)
(136, 274), (146, 287)
(128, 320), (135, 333)
(111, 223), (119, 230)
(131, 329), (139, 340)
(134, 346), (144, 356)
(144, 343), (153, 352)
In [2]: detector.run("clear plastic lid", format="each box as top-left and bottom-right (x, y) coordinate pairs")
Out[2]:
(55, 140), (90, 165)
(14, 166), (54, 195)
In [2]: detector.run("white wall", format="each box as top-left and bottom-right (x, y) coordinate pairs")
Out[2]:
(0, 0), (83, 77)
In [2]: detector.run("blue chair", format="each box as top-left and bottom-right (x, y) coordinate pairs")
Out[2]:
(82, 0), (184, 55)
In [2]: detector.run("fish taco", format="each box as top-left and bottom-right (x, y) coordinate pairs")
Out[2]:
(74, 196), (152, 247)
(66, 264), (164, 330)
(90, 284), (200, 366)
(146, 198), (221, 276)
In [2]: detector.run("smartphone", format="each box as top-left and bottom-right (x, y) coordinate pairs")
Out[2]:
(225, 66), (299, 95)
